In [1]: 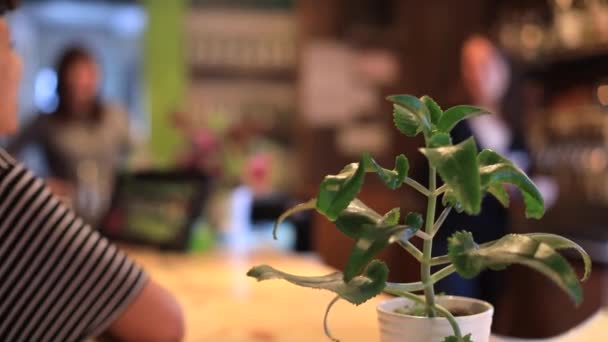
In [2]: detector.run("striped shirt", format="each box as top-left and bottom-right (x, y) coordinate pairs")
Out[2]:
(0, 148), (147, 341)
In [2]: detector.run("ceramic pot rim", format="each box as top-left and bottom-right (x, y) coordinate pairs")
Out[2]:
(377, 295), (494, 323)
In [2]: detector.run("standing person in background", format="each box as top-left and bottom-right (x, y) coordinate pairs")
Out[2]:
(433, 35), (558, 307)
(8, 46), (131, 225)
(0, 1), (183, 340)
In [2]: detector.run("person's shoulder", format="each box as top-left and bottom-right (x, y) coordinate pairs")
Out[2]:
(27, 115), (57, 141)
(23, 113), (54, 131)
(103, 103), (128, 119)
(102, 104), (130, 127)
(0, 148), (17, 171)
(0, 149), (27, 185)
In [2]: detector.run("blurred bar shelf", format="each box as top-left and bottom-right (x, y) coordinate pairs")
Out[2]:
(518, 46), (608, 81)
(189, 65), (296, 82)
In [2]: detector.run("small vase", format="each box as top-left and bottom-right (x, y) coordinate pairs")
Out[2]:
(377, 296), (494, 342)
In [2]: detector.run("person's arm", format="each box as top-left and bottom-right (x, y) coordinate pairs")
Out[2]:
(105, 105), (133, 163)
(0, 150), (184, 342)
(105, 279), (185, 342)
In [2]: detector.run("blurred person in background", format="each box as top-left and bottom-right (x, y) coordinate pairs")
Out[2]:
(433, 34), (558, 307)
(8, 46), (131, 225)
(0, 1), (183, 340)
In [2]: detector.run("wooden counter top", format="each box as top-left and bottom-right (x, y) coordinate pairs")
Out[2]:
(128, 248), (384, 341)
(127, 248), (607, 342)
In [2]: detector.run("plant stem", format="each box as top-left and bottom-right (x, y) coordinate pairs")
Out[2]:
(431, 206), (452, 237)
(397, 240), (423, 262)
(421, 166), (437, 317)
(384, 281), (426, 293)
(415, 230), (433, 240)
(435, 184), (448, 195)
(404, 177), (431, 197)
(323, 296), (341, 342)
(430, 255), (451, 266)
(394, 291), (462, 338)
(429, 236), (499, 267)
(430, 264), (457, 283)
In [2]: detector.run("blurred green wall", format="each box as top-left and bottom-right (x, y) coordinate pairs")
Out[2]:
(143, 0), (187, 168)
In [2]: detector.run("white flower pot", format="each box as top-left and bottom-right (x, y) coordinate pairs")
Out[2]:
(377, 296), (494, 342)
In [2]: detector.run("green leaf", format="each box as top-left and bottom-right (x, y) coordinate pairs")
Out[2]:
(487, 184), (510, 208)
(421, 95), (443, 125)
(273, 199), (316, 239)
(344, 223), (418, 281)
(366, 154), (409, 190)
(393, 104), (421, 136)
(441, 189), (465, 213)
(447, 231), (480, 278)
(478, 149), (545, 219)
(316, 154), (409, 219)
(405, 212), (424, 229)
(247, 259), (388, 305)
(421, 138), (482, 215)
(428, 132), (453, 148)
(388, 95), (432, 135)
(381, 208), (401, 226)
(448, 232), (584, 305)
(334, 199), (383, 238)
(316, 155), (367, 220)
(524, 233), (592, 282)
(437, 105), (488, 133)
(443, 334), (473, 342)
(332, 199), (419, 281)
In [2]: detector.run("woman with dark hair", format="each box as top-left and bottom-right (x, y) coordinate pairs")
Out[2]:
(432, 35), (519, 309)
(0, 2), (184, 341)
(433, 35), (558, 307)
(8, 45), (131, 224)
(55, 46), (106, 122)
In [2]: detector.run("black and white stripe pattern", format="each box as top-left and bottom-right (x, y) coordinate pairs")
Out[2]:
(0, 149), (147, 341)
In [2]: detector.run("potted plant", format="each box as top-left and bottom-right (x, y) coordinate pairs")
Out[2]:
(247, 94), (591, 341)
